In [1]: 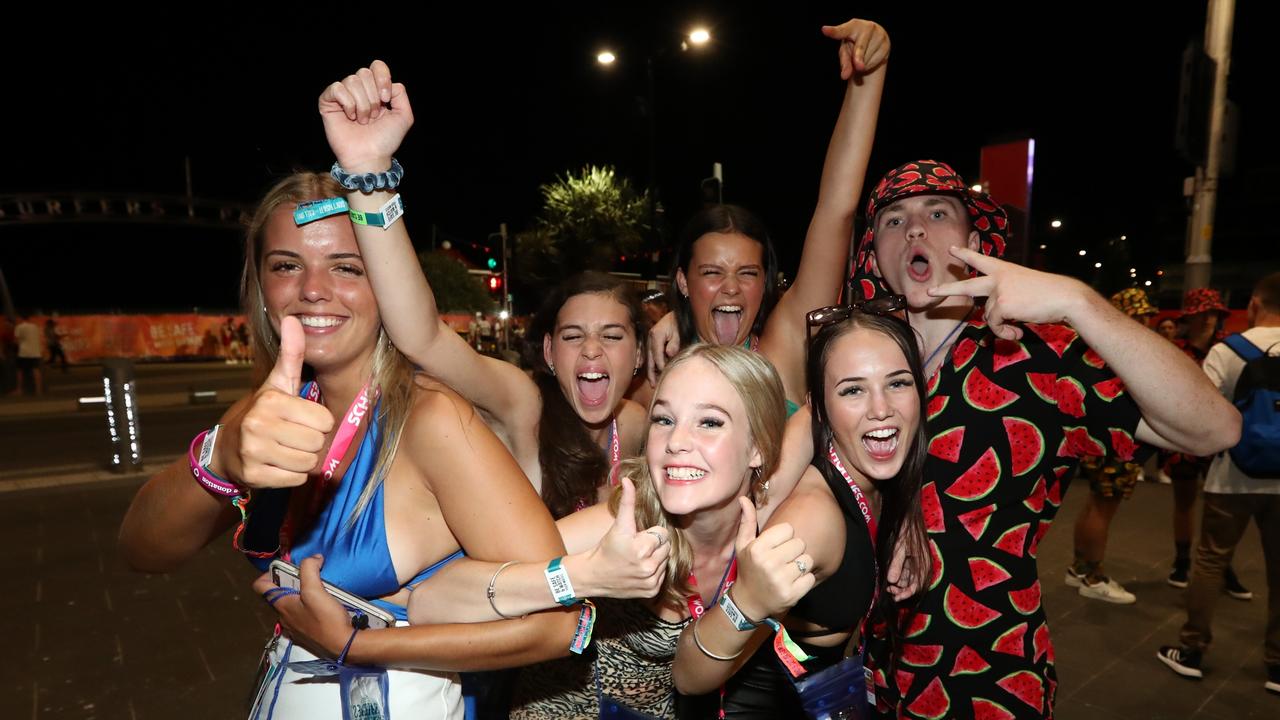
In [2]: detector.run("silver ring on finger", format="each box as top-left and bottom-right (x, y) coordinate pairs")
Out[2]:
(795, 558), (809, 575)
(645, 529), (668, 546)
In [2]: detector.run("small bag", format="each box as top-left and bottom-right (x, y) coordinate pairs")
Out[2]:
(789, 652), (871, 720)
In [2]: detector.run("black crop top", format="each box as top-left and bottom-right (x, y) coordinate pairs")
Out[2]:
(789, 467), (877, 634)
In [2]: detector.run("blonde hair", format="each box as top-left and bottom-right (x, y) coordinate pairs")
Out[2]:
(242, 173), (417, 522)
(609, 343), (786, 607)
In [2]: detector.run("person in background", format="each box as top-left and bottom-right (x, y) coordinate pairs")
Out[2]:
(1064, 288), (1158, 605)
(1158, 271), (1280, 696)
(1163, 288), (1252, 601)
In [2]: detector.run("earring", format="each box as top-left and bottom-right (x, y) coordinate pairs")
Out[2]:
(549, 364), (556, 377)
(633, 366), (640, 376)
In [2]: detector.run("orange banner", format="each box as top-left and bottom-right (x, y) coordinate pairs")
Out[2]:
(28, 314), (246, 363)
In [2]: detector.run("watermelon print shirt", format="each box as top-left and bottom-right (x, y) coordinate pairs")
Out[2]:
(869, 313), (1142, 720)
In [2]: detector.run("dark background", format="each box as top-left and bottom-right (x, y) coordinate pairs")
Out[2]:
(1, 1), (1272, 314)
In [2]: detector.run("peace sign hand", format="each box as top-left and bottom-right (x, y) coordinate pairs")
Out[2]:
(928, 246), (1089, 341)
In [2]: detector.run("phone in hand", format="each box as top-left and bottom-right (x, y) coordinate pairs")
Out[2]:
(269, 559), (397, 630)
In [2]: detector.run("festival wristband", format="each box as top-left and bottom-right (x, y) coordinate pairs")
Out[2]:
(293, 197), (350, 225)
(348, 194), (404, 229)
(188, 426), (240, 498)
(763, 617), (817, 678)
(569, 599), (596, 655)
(718, 589), (761, 631)
(545, 556), (577, 607)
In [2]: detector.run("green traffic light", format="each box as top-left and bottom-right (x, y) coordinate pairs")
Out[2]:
(487, 258), (497, 270)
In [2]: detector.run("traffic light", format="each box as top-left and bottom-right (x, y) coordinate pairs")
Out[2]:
(486, 257), (498, 270)
(488, 274), (502, 293)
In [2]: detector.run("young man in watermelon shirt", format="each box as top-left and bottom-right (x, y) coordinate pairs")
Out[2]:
(1063, 289), (1158, 605)
(850, 159), (1242, 719)
(1158, 271), (1280, 696)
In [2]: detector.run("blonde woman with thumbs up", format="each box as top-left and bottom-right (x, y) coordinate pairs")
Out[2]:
(118, 170), (620, 719)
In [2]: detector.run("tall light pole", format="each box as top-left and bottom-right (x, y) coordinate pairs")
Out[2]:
(1185, 0), (1235, 291)
(596, 26), (712, 272)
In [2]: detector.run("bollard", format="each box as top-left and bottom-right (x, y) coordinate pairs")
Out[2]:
(101, 359), (143, 472)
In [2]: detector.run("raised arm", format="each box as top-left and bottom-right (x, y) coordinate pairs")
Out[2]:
(761, 19), (889, 402)
(319, 62), (541, 443)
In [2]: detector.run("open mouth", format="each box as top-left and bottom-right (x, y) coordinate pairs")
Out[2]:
(712, 305), (743, 344)
(576, 371), (610, 408)
(861, 427), (900, 460)
(907, 251), (931, 283)
(664, 466), (707, 483)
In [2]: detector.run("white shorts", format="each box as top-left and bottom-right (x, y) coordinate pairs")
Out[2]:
(249, 629), (463, 720)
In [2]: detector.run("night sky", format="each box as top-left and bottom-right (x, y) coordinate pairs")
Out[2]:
(2, 2), (1273, 315)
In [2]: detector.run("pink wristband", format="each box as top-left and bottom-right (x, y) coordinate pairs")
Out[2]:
(188, 426), (241, 498)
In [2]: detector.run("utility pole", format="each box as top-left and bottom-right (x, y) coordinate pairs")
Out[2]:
(1185, 0), (1235, 291)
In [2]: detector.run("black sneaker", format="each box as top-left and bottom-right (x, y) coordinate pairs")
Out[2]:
(1223, 568), (1253, 601)
(1266, 665), (1280, 695)
(1167, 566), (1190, 589)
(1157, 645), (1203, 679)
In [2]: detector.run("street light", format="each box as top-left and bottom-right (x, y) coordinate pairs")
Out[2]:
(1078, 249), (1087, 256)
(1051, 219), (1063, 229)
(595, 24), (714, 276)
(1094, 262), (1102, 269)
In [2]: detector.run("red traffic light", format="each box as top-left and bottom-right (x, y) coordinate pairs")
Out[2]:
(488, 275), (502, 291)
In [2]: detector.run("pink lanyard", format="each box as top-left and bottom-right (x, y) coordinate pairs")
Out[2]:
(686, 554), (737, 619)
(826, 442), (880, 652)
(279, 380), (377, 552)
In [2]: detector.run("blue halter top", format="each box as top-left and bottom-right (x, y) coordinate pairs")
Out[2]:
(250, 395), (461, 621)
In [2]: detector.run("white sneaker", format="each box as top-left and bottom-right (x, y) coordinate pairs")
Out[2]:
(1079, 577), (1137, 604)
(1065, 567), (1086, 588)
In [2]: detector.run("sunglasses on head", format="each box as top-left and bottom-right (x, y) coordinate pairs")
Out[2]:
(806, 294), (908, 330)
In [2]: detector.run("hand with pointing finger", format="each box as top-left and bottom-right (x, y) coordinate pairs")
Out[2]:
(578, 477), (670, 599)
(821, 18), (890, 80)
(728, 497), (816, 623)
(213, 316), (334, 489)
(928, 246), (1092, 342)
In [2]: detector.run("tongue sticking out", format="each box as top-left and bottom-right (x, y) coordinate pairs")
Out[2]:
(712, 310), (742, 345)
(577, 376), (610, 407)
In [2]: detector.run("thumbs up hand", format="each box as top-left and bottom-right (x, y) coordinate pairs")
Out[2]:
(575, 477), (670, 600)
(214, 316), (335, 489)
(729, 497), (816, 622)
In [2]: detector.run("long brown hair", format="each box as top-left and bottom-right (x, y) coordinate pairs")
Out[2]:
(609, 343), (786, 607)
(806, 312), (931, 671)
(242, 173), (417, 522)
(523, 272), (646, 519)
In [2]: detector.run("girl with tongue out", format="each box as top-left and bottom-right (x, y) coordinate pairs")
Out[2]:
(647, 17), (891, 414)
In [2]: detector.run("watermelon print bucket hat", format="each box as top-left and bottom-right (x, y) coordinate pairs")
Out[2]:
(851, 160), (1010, 302)
(1110, 288), (1158, 318)
(1180, 287), (1229, 318)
